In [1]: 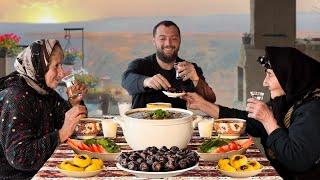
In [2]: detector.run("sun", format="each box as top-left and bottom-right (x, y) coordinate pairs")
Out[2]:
(18, 0), (64, 23)
(37, 15), (58, 23)
(37, 16), (58, 23)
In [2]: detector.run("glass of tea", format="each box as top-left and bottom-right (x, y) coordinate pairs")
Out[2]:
(250, 91), (264, 100)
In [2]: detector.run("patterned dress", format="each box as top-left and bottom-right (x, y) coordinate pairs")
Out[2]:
(0, 75), (71, 179)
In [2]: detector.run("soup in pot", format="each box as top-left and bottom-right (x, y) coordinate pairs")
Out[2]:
(127, 109), (189, 120)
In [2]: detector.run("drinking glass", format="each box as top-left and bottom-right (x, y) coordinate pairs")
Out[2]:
(62, 68), (85, 99)
(198, 118), (214, 138)
(174, 62), (187, 80)
(250, 91), (264, 100)
(101, 118), (118, 138)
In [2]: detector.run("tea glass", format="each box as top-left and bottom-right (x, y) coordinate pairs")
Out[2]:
(61, 68), (86, 99)
(250, 91), (264, 100)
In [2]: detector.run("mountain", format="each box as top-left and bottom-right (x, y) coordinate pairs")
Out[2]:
(1, 13), (319, 34)
(0, 14), (249, 33)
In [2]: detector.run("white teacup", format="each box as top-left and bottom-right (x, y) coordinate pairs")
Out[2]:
(198, 118), (214, 138)
(101, 119), (118, 138)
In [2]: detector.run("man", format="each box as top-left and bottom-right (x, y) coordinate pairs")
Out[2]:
(122, 20), (216, 109)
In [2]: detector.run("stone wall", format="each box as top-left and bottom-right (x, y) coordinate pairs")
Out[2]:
(295, 39), (320, 62)
(250, 0), (296, 48)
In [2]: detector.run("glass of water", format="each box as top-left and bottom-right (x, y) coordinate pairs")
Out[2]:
(250, 91), (264, 100)
(62, 68), (86, 99)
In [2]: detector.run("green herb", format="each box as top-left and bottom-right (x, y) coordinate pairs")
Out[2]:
(198, 137), (230, 153)
(84, 138), (97, 145)
(84, 138), (120, 153)
(147, 109), (170, 119)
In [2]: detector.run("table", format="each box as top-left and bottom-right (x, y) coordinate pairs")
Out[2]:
(32, 127), (282, 179)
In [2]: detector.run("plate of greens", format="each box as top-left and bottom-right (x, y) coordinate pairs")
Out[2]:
(67, 138), (121, 161)
(197, 138), (250, 161)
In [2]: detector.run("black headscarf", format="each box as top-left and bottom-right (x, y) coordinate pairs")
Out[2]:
(262, 47), (320, 123)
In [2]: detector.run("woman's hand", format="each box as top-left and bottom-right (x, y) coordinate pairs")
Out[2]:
(181, 92), (205, 110)
(182, 92), (220, 118)
(58, 105), (87, 142)
(246, 98), (279, 134)
(67, 80), (88, 106)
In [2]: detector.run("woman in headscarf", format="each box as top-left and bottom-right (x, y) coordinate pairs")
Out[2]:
(183, 47), (320, 179)
(0, 39), (87, 179)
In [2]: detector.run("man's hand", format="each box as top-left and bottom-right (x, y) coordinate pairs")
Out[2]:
(143, 74), (171, 90)
(175, 61), (199, 82)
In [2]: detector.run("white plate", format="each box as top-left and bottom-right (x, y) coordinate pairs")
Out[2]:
(57, 165), (104, 178)
(217, 165), (263, 178)
(76, 135), (98, 140)
(218, 134), (241, 139)
(162, 91), (186, 98)
(198, 147), (247, 161)
(70, 139), (120, 161)
(116, 162), (198, 178)
(197, 139), (250, 161)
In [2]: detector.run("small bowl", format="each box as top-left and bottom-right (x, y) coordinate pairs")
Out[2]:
(213, 118), (246, 139)
(74, 118), (102, 139)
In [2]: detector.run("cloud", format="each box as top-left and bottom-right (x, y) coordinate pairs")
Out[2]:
(0, 0), (316, 23)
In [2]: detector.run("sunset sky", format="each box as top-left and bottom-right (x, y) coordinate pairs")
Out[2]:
(0, 0), (318, 23)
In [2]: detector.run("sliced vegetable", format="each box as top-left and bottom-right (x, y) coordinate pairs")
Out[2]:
(91, 144), (100, 153)
(97, 144), (106, 153)
(84, 138), (120, 153)
(239, 137), (253, 148)
(81, 143), (91, 151)
(67, 138), (80, 150)
(198, 137), (230, 153)
(228, 142), (240, 151)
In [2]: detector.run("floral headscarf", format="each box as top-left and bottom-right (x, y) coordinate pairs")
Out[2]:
(13, 39), (62, 94)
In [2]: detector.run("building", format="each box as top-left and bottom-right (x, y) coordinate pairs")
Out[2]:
(236, 0), (320, 109)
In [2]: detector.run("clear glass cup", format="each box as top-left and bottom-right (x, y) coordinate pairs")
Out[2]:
(174, 62), (186, 80)
(62, 68), (86, 99)
(250, 91), (264, 100)
(174, 62), (182, 80)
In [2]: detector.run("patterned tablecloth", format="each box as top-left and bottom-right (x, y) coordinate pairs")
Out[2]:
(32, 125), (282, 180)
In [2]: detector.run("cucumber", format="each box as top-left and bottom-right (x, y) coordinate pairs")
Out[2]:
(198, 137), (230, 153)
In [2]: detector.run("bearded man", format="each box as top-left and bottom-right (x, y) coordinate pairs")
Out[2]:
(122, 20), (216, 109)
